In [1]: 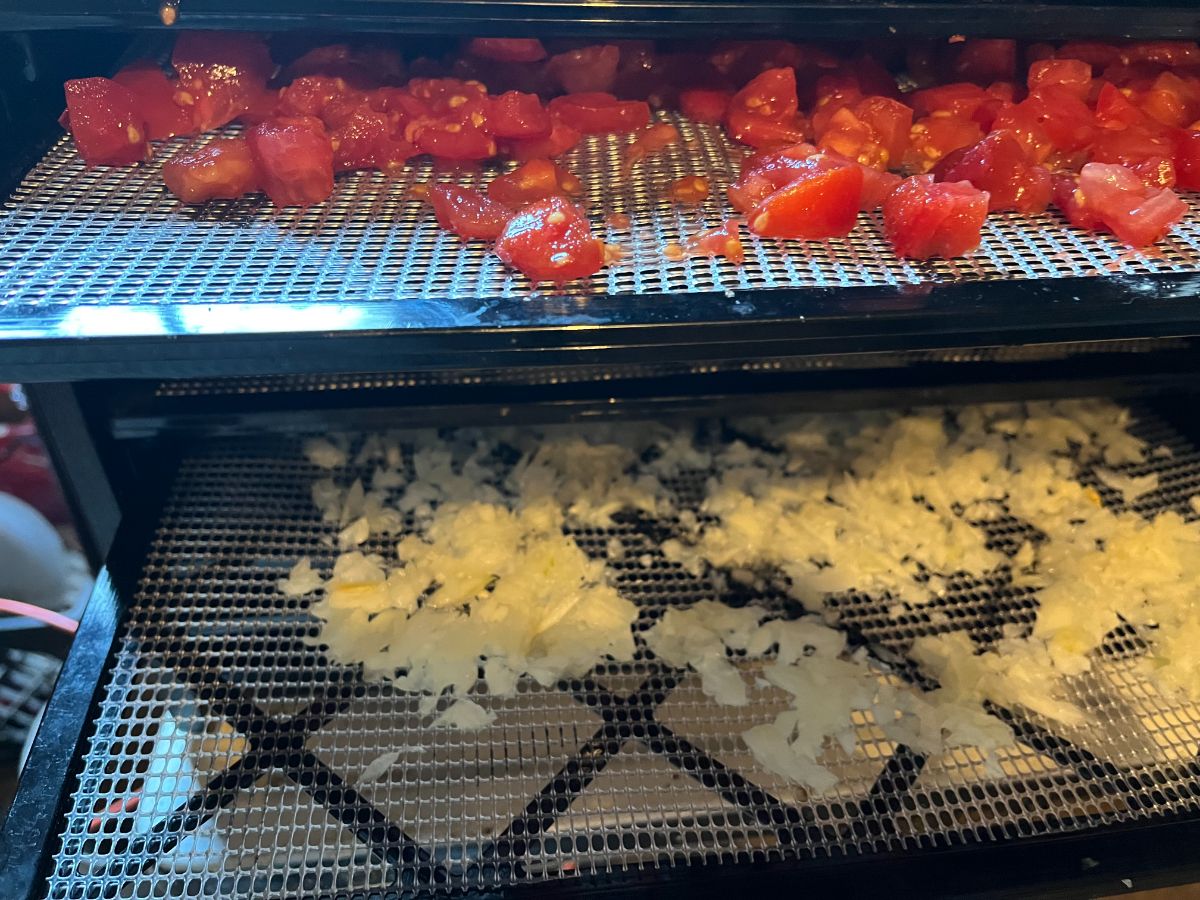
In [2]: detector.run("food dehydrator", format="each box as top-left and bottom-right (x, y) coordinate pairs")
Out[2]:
(5, 8), (1200, 899)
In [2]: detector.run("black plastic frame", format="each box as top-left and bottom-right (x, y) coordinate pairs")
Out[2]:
(7, 272), (1200, 383)
(2, 0), (1200, 40)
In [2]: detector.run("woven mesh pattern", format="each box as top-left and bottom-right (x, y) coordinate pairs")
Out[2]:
(5, 114), (1200, 308)
(153, 338), (1190, 398)
(41, 407), (1200, 898)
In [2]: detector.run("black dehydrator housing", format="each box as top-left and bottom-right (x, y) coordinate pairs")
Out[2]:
(6, 6), (1200, 899)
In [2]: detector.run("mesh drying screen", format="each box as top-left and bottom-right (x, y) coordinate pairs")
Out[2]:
(41, 407), (1200, 899)
(6, 114), (1200, 309)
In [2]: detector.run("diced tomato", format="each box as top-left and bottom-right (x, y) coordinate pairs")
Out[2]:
(1052, 172), (1105, 231)
(1056, 42), (1121, 69)
(1121, 41), (1200, 67)
(162, 138), (259, 203)
(947, 39), (1017, 84)
(911, 82), (990, 119)
(1026, 86), (1097, 153)
(488, 158), (583, 206)
(410, 120), (497, 160)
(466, 38), (547, 63)
(236, 86), (282, 126)
(246, 117), (334, 207)
(368, 87), (432, 123)
(549, 93), (650, 134)
(494, 196), (605, 283)
(112, 62), (193, 141)
(746, 159), (862, 240)
(810, 73), (862, 135)
(709, 40), (807, 86)
(988, 102), (1053, 162)
(1174, 128), (1200, 190)
(488, 92), (552, 139)
(1028, 58), (1092, 100)
(63, 78), (149, 167)
(1095, 81), (1147, 130)
(330, 105), (414, 173)
(278, 76), (358, 121)
(855, 165), (902, 210)
(729, 144), (817, 212)
(503, 121), (583, 161)
(407, 78), (488, 118)
(171, 31), (274, 132)
(680, 89), (733, 124)
(546, 45), (620, 95)
(726, 67), (805, 149)
(284, 44), (405, 89)
(667, 175), (710, 204)
(1140, 71), (1200, 128)
(937, 131), (1052, 214)
(624, 122), (680, 171)
(843, 55), (901, 99)
(883, 175), (989, 259)
(854, 96), (912, 165)
(903, 115), (984, 172)
(1073, 161), (1187, 245)
(818, 106), (887, 169)
(1090, 126), (1177, 187)
(686, 219), (745, 263)
(429, 184), (512, 239)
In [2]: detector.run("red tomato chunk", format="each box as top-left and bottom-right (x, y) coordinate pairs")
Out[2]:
(163, 139), (260, 203)
(495, 196), (605, 283)
(113, 62), (194, 141)
(883, 175), (990, 259)
(63, 77), (149, 167)
(1066, 162), (1187, 245)
(549, 93), (651, 134)
(429, 184), (512, 239)
(247, 117), (335, 207)
(488, 159), (584, 206)
(746, 158), (862, 240)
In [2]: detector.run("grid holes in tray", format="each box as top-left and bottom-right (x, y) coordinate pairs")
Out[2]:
(7, 114), (1200, 308)
(41, 408), (1200, 898)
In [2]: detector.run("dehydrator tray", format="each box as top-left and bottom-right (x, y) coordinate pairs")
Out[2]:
(5, 116), (1200, 381)
(9, 404), (1200, 899)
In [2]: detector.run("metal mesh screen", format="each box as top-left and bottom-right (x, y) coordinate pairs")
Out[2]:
(6, 113), (1200, 309)
(42, 406), (1200, 899)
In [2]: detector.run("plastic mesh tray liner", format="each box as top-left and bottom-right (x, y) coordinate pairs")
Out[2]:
(41, 407), (1200, 899)
(7, 114), (1200, 309)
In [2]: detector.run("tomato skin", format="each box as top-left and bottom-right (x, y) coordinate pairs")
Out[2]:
(903, 115), (984, 172)
(112, 62), (194, 141)
(1121, 41), (1200, 67)
(488, 91), (552, 139)
(883, 175), (989, 259)
(488, 158), (583, 206)
(746, 158), (862, 240)
(467, 38), (547, 63)
(686, 219), (745, 263)
(246, 117), (334, 207)
(680, 89), (733, 124)
(162, 138), (259, 203)
(938, 131), (1052, 214)
(171, 32), (274, 131)
(429, 184), (512, 239)
(546, 45), (620, 95)
(63, 77), (149, 167)
(502, 121), (582, 161)
(549, 93), (650, 134)
(494, 196), (604, 283)
(1028, 58), (1092, 100)
(1074, 161), (1187, 245)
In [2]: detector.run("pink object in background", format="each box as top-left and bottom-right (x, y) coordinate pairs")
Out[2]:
(0, 384), (71, 527)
